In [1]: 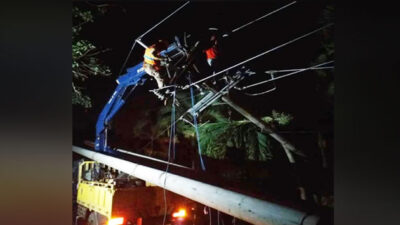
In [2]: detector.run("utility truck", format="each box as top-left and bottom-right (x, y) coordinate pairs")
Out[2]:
(75, 160), (197, 225)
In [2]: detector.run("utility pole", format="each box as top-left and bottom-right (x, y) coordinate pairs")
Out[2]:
(73, 146), (320, 225)
(203, 84), (306, 164)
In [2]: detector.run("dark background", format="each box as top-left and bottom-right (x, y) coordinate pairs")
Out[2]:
(1, 1), (400, 225)
(73, 0), (332, 159)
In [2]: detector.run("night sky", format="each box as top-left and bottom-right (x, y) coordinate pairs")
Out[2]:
(73, 0), (333, 208)
(74, 0), (332, 140)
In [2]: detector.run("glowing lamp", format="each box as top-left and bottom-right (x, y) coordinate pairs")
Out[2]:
(108, 217), (124, 225)
(172, 209), (186, 218)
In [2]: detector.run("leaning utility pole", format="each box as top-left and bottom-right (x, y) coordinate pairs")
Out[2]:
(204, 84), (306, 164)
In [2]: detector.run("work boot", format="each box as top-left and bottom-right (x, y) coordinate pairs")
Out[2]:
(212, 78), (217, 85)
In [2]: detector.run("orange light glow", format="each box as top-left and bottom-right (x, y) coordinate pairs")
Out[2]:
(172, 209), (186, 218)
(108, 217), (124, 225)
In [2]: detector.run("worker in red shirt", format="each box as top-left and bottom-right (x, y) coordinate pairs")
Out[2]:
(143, 40), (170, 89)
(204, 35), (219, 68)
(203, 35), (220, 85)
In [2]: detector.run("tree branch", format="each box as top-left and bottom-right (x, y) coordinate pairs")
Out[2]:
(85, 48), (111, 58)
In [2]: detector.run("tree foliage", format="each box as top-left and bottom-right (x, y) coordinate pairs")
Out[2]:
(197, 108), (292, 161)
(313, 4), (335, 97)
(72, 6), (111, 108)
(142, 93), (293, 162)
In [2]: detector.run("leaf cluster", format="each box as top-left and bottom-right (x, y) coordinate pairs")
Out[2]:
(72, 6), (111, 108)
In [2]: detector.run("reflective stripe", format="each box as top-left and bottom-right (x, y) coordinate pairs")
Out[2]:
(144, 55), (155, 60)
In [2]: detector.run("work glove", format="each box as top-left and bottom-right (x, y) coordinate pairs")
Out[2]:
(161, 57), (172, 63)
(160, 58), (169, 66)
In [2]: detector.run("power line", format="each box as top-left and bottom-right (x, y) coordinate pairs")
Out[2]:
(231, 1), (297, 33)
(185, 23), (334, 88)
